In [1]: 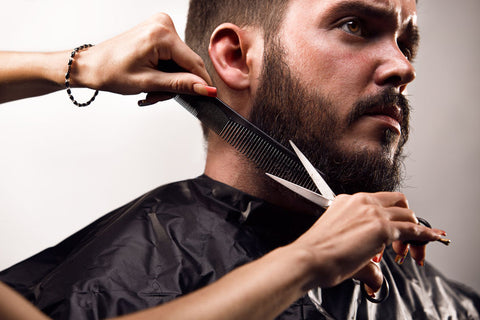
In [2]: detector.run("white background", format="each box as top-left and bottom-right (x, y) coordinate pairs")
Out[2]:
(1, 0), (479, 294)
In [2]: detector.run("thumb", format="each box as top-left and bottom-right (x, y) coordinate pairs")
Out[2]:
(138, 71), (217, 106)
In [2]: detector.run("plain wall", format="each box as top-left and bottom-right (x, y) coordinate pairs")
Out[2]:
(1, 0), (479, 295)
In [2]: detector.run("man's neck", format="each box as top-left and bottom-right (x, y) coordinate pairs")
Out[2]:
(204, 137), (323, 216)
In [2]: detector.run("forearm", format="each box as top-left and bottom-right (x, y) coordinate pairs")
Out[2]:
(0, 51), (69, 103)
(117, 246), (313, 320)
(0, 282), (50, 320)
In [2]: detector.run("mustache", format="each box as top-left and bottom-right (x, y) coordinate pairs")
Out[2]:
(347, 90), (411, 130)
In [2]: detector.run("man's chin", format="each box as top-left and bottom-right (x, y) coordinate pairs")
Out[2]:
(337, 140), (400, 163)
(318, 144), (404, 194)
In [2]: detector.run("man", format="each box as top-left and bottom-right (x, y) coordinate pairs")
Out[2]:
(1, 0), (479, 319)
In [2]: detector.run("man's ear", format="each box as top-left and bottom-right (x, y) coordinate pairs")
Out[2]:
(209, 23), (261, 90)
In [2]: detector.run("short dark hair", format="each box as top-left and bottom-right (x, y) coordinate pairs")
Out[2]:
(185, 0), (290, 75)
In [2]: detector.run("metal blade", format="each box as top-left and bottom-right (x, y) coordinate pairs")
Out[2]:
(266, 173), (332, 208)
(289, 140), (336, 201)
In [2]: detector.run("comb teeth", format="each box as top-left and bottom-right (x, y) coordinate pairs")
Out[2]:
(220, 120), (316, 191)
(175, 94), (320, 193)
(176, 98), (199, 118)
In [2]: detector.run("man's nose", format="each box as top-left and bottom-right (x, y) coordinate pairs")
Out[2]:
(373, 41), (416, 93)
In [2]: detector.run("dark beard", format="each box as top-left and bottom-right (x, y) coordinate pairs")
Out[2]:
(249, 40), (410, 195)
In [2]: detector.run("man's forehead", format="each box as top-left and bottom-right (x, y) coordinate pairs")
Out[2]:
(286, 0), (417, 27)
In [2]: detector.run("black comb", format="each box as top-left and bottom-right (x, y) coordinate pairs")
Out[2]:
(157, 59), (319, 191)
(175, 94), (318, 192)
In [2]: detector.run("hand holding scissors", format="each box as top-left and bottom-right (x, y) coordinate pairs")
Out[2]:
(267, 141), (450, 303)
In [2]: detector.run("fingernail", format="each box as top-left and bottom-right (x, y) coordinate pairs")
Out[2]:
(372, 252), (383, 263)
(138, 99), (152, 107)
(395, 254), (406, 265)
(438, 238), (451, 246)
(193, 84), (217, 97)
(395, 246), (409, 265)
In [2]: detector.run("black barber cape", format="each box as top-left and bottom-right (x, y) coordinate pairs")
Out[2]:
(1, 175), (479, 319)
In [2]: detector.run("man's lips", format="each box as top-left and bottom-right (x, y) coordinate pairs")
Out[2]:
(361, 105), (403, 134)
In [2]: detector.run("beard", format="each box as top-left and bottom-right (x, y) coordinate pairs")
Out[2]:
(249, 40), (411, 195)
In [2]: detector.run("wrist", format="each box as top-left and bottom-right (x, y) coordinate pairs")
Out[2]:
(63, 45), (99, 107)
(28, 51), (67, 90)
(67, 45), (97, 89)
(268, 245), (319, 295)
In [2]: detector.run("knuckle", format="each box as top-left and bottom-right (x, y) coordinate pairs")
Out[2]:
(195, 57), (206, 70)
(168, 78), (190, 93)
(334, 194), (348, 201)
(352, 192), (373, 205)
(152, 12), (174, 26)
(368, 218), (390, 241)
(364, 204), (382, 219)
(394, 191), (406, 200)
(333, 194), (351, 205)
(407, 210), (417, 224)
(409, 223), (424, 236)
(145, 14), (176, 42)
(376, 220), (391, 241)
(393, 192), (408, 206)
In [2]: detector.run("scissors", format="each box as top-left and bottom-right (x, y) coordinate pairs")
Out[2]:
(266, 140), (450, 303)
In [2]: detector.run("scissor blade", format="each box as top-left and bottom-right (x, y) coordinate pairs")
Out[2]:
(289, 140), (336, 201)
(266, 173), (332, 208)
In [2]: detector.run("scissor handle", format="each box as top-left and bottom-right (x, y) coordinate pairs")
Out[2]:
(361, 275), (390, 303)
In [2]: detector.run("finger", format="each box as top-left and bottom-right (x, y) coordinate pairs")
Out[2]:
(409, 243), (426, 267)
(141, 70), (217, 97)
(392, 241), (410, 265)
(391, 220), (443, 244)
(372, 248), (384, 263)
(383, 206), (418, 224)
(353, 262), (384, 293)
(432, 227), (447, 237)
(168, 39), (213, 86)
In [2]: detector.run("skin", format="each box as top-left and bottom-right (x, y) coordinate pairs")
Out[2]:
(0, 1), (447, 320)
(280, 0), (417, 160)
(206, 0), (434, 294)
(0, 13), (215, 105)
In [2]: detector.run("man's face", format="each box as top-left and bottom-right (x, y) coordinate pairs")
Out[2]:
(250, 0), (418, 194)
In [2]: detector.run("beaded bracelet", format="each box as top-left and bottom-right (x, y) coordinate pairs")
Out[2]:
(65, 44), (99, 107)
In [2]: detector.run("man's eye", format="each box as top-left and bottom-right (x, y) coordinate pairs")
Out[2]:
(340, 19), (364, 36)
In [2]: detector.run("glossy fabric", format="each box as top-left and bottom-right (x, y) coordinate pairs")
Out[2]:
(1, 175), (479, 319)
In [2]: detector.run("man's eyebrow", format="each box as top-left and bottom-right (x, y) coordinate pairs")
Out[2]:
(323, 0), (399, 23)
(323, 0), (421, 59)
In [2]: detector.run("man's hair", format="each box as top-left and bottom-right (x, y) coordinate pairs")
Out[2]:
(185, 0), (290, 75)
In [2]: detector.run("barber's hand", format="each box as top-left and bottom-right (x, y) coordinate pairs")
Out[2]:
(290, 192), (445, 293)
(70, 13), (216, 105)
